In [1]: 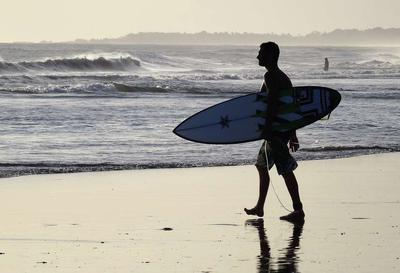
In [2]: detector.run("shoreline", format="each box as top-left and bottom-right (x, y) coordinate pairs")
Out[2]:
(0, 150), (398, 180)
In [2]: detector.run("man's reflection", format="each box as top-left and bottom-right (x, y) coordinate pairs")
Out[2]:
(245, 219), (304, 273)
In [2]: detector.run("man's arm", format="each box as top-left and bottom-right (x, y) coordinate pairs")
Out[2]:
(262, 75), (279, 139)
(289, 130), (300, 152)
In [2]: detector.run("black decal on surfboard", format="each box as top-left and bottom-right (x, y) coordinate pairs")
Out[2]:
(219, 115), (231, 128)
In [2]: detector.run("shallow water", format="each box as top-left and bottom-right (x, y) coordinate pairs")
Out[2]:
(0, 44), (399, 177)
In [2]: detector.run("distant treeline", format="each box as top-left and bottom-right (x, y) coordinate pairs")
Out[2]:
(72, 28), (400, 46)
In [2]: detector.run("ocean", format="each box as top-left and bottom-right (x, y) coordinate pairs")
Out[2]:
(0, 44), (399, 177)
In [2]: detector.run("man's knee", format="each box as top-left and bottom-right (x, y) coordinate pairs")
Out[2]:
(256, 165), (270, 179)
(283, 172), (299, 184)
(256, 164), (267, 172)
(282, 171), (295, 179)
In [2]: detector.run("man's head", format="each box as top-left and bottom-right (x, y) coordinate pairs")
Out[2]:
(257, 42), (280, 68)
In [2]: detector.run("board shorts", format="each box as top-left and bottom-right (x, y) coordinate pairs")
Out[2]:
(255, 132), (298, 175)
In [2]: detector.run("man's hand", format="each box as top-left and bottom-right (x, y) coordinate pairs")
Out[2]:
(289, 134), (300, 152)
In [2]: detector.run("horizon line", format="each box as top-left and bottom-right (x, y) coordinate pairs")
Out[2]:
(1, 26), (400, 44)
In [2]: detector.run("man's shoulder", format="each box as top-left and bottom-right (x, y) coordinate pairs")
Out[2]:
(265, 69), (292, 89)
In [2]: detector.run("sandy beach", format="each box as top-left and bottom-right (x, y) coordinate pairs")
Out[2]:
(0, 153), (399, 272)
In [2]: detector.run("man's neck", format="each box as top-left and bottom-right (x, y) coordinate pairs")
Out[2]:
(265, 63), (279, 72)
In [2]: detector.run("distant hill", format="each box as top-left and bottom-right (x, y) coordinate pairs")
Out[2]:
(73, 28), (400, 46)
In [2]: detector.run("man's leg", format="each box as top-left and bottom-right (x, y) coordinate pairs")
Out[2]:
(244, 165), (270, 217)
(280, 171), (305, 222)
(283, 171), (303, 211)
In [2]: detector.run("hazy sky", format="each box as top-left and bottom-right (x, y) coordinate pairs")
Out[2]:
(2, 0), (400, 42)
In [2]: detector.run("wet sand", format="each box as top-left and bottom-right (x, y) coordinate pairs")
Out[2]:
(0, 153), (399, 273)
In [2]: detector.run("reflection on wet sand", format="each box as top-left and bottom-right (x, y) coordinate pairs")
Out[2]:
(246, 219), (304, 273)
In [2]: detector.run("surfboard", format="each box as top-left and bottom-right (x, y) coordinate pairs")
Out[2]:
(173, 86), (341, 144)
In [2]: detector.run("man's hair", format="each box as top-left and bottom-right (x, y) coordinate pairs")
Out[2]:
(260, 42), (280, 62)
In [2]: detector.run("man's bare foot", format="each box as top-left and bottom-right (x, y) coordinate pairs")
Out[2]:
(244, 207), (264, 217)
(279, 210), (305, 223)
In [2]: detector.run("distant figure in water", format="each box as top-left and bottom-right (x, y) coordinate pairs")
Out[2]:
(244, 42), (305, 223)
(324, 57), (329, 71)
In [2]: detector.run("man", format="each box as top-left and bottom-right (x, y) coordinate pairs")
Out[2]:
(324, 57), (329, 71)
(244, 42), (305, 222)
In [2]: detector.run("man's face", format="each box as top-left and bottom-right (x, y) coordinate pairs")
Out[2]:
(257, 47), (270, 66)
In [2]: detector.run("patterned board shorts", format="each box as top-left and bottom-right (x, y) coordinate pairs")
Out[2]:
(255, 133), (298, 176)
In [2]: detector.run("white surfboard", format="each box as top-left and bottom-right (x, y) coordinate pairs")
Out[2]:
(173, 86), (341, 144)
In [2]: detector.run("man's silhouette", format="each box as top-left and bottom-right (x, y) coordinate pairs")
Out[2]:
(244, 42), (305, 222)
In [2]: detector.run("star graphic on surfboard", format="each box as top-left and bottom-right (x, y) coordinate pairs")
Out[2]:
(219, 115), (230, 128)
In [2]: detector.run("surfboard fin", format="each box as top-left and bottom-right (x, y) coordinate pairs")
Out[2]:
(321, 113), (331, 121)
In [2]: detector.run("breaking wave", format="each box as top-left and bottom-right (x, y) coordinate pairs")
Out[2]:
(0, 56), (141, 74)
(336, 59), (396, 69)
